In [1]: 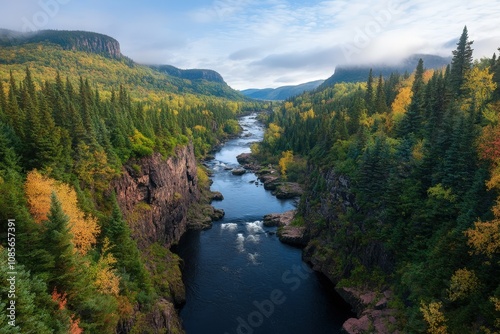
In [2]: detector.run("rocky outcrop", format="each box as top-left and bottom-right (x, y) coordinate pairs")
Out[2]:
(114, 144), (201, 249)
(337, 288), (399, 334)
(263, 210), (307, 247)
(299, 167), (397, 332)
(263, 210), (296, 227)
(0, 30), (122, 59)
(152, 65), (226, 83)
(273, 182), (303, 199)
(114, 144), (219, 333)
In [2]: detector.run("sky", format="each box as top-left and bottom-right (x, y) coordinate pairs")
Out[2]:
(0, 0), (500, 90)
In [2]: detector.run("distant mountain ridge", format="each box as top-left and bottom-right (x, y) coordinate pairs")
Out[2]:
(0, 29), (246, 99)
(241, 80), (325, 100)
(320, 54), (451, 89)
(0, 29), (122, 59)
(150, 65), (225, 84)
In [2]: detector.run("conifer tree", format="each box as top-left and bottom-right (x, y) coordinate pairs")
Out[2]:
(41, 193), (77, 293)
(375, 74), (389, 114)
(398, 59), (425, 138)
(450, 26), (474, 96)
(365, 69), (375, 114)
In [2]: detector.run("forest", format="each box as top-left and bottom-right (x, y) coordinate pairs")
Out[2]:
(253, 27), (500, 333)
(0, 40), (260, 331)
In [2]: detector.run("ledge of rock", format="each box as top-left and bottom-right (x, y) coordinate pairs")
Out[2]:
(263, 210), (296, 227)
(336, 287), (399, 334)
(277, 226), (307, 247)
(188, 204), (225, 230)
(273, 182), (303, 199)
(260, 175), (279, 190)
(264, 210), (307, 247)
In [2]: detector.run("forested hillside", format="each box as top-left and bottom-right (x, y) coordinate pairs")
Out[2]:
(0, 31), (261, 332)
(254, 27), (500, 333)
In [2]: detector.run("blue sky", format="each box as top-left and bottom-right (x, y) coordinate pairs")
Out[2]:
(1, 0), (500, 89)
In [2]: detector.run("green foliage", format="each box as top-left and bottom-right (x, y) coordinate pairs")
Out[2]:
(0, 43), (252, 332)
(257, 27), (500, 333)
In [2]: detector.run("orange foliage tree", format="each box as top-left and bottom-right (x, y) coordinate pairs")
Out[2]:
(25, 170), (100, 255)
(52, 287), (83, 334)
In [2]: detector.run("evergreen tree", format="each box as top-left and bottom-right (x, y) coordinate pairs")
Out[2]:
(398, 59), (425, 138)
(104, 193), (152, 295)
(450, 26), (474, 96)
(365, 69), (375, 114)
(375, 74), (389, 114)
(41, 193), (77, 293)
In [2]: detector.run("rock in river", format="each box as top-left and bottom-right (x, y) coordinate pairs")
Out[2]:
(231, 168), (246, 176)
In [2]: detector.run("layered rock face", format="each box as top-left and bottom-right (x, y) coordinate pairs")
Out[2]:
(300, 167), (397, 333)
(113, 144), (202, 333)
(114, 144), (200, 249)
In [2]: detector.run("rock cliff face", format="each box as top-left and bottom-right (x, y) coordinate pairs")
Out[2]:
(152, 65), (226, 83)
(114, 144), (199, 249)
(301, 167), (393, 281)
(299, 167), (397, 332)
(0, 30), (122, 59)
(113, 144), (203, 334)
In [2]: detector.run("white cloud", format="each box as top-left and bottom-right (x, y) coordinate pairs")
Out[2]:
(1, 0), (500, 89)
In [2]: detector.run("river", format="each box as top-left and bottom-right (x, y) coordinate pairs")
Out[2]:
(176, 113), (352, 334)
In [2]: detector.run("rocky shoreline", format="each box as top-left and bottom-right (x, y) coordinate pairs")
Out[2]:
(236, 152), (303, 199)
(236, 152), (398, 333)
(263, 210), (307, 246)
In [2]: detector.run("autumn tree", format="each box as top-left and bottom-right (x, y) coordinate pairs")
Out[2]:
(25, 170), (100, 255)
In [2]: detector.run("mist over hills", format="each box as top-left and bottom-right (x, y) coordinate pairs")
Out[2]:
(319, 54), (452, 89)
(241, 80), (325, 101)
(241, 54), (451, 101)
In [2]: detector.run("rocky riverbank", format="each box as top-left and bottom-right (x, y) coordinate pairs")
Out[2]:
(236, 152), (303, 199)
(263, 210), (307, 247)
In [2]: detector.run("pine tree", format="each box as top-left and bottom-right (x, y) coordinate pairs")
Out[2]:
(398, 59), (426, 138)
(41, 193), (77, 293)
(375, 74), (389, 114)
(365, 69), (375, 114)
(450, 26), (474, 96)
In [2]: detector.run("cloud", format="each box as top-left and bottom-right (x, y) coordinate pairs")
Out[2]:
(1, 0), (500, 90)
(250, 47), (344, 70)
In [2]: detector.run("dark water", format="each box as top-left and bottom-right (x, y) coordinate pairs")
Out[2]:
(176, 114), (352, 334)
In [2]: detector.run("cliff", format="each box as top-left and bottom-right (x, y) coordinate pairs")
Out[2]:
(114, 144), (200, 249)
(113, 144), (214, 333)
(299, 167), (397, 332)
(0, 29), (122, 59)
(152, 64), (226, 84)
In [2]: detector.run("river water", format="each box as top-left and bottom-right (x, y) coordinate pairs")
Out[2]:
(176, 114), (352, 334)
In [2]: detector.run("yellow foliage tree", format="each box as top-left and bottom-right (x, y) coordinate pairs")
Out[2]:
(448, 268), (479, 301)
(391, 86), (413, 116)
(278, 150), (294, 180)
(74, 143), (117, 191)
(420, 301), (448, 334)
(25, 170), (100, 255)
(25, 170), (52, 223)
(461, 67), (497, 113)
(91, 238), (120, 296)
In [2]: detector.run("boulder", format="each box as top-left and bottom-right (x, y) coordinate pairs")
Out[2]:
(236, 152), (253, 164)
(231, 168), (246, 176)
(210, 191), (224, 201)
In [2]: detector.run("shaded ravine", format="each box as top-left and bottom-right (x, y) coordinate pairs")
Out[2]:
(176, 114), (352, 334)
